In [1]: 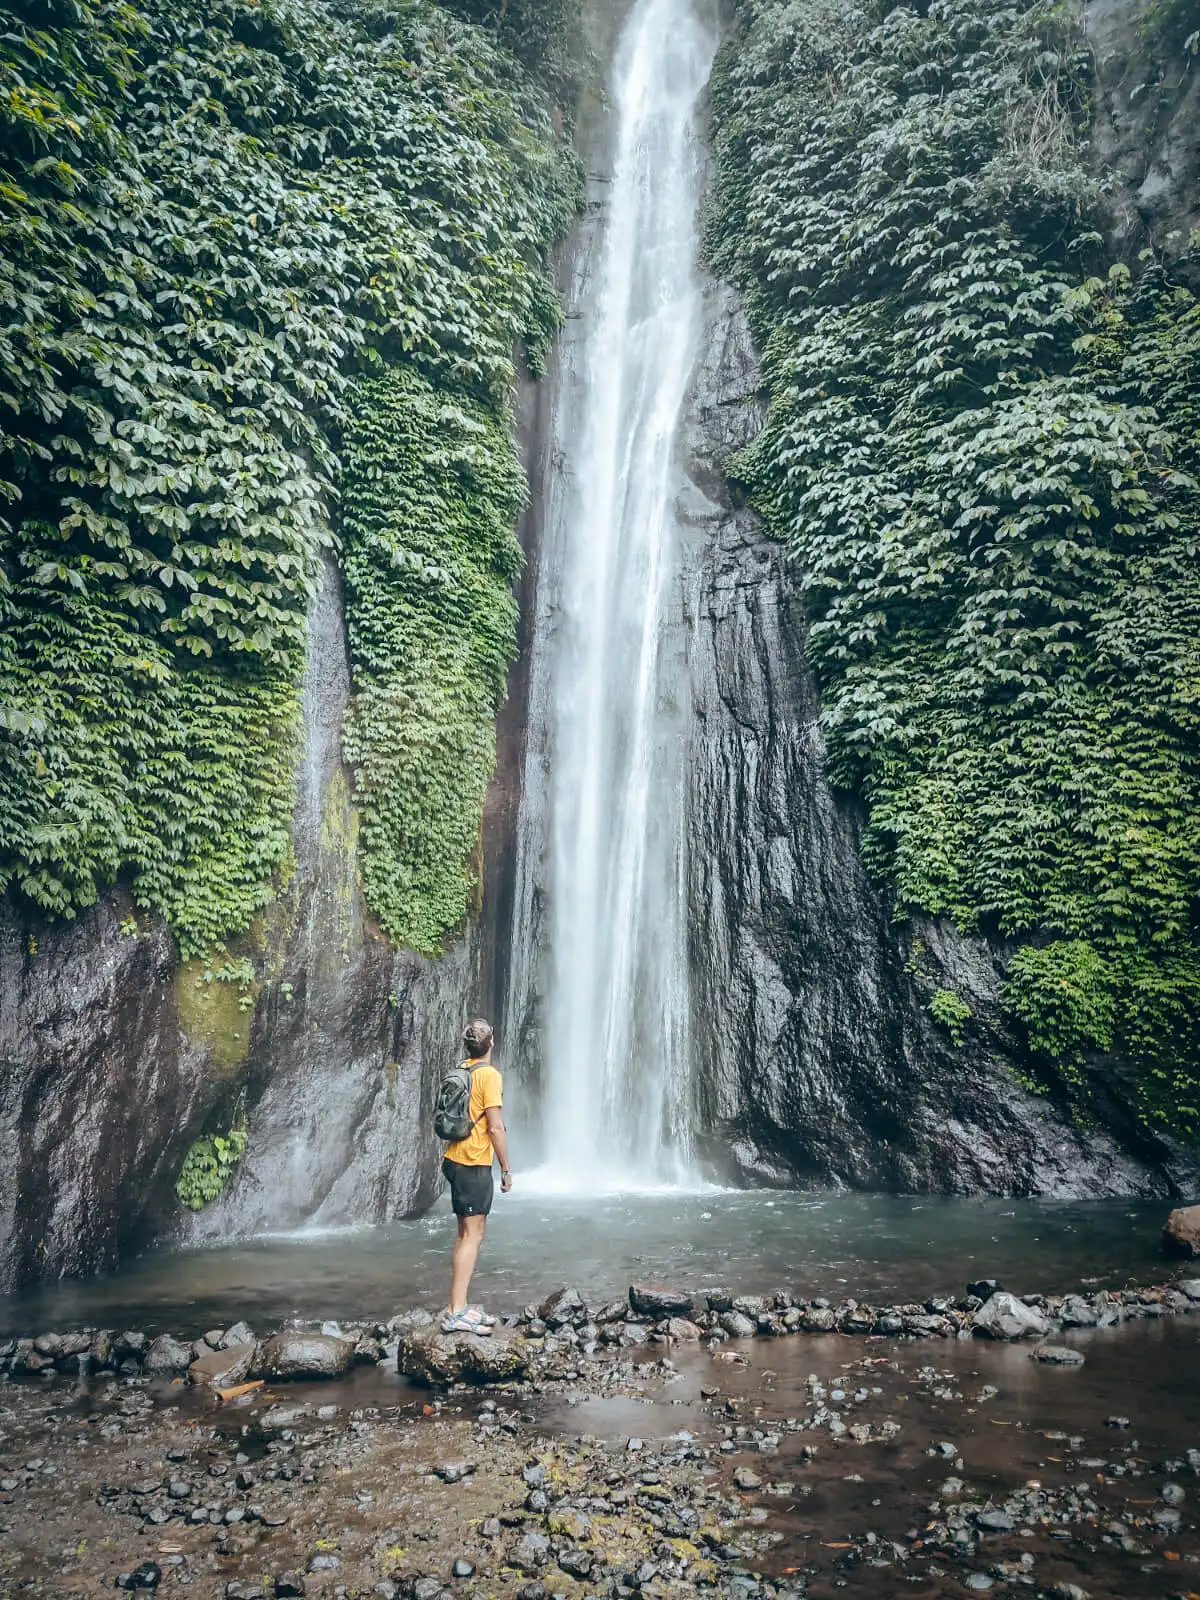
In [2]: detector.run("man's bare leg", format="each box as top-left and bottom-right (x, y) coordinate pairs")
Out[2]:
(449, 1214), (487, 1313)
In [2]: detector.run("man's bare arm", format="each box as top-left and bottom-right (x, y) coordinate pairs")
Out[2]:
(484, 1106), (512, 1191)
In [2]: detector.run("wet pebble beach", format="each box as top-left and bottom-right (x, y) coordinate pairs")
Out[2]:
(2, 1277), (1200, 1599)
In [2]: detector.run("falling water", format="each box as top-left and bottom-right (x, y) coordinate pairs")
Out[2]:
(505, 0), (717, 1189)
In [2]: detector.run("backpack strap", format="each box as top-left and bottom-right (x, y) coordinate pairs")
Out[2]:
(464, 1060), (487, 1131)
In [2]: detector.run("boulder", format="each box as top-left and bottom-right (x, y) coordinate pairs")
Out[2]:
(1031, 1344), (1085, 1366)
(538, 1286), (587, 1327)
(188, 1341), (256, 1389)
(143, 1334), (195, 1375)
(513, 1530), (551, 1572)
(629, 1284), (694, 1318)
(219, 1321), (255, 1349)
(395, 1326), (528, 1387)
(1164, 1206), (1200, 1257)
(591, 1298), (628, 1325)
(254, 1333), (353, 1381)
(387, 1308), (435, 1333)
(971, 1292), (1052, 1340)
(1058, 1294), (1099, 1327)
(663, 1317), (701, 1341)
(719, 1310), (756, 1338)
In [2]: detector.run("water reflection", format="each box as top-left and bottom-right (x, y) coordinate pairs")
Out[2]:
(0, 1190), (1168, 1336)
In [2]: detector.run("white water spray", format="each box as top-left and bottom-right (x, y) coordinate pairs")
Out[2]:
(505, 0), (716, 1189)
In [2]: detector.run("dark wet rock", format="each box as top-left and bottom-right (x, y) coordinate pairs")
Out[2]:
(719, 1311), (756, 1339)
(389, 1309), (435, 1333)
(115, 1564), (162, 1590)
(396, 1327), (528, 1387)
(1032, 1344), (1086, 1366)
(1059, 1294), (1099, 1327)
(664, 1316), (701, 1341)
(1176, 1278), (1200, 1301)
(967, 1279), (1001, 1302)
(628, 1284), (693, 1318)
(256, 1333), (353, 1381)
(679, 288), (1188, 1198)
(220, 1321), (255, 1349)
(189, 1341), (255, 1389)
(971, 1292), (1052, 1340)
(975, 1508), (1015, 1532)
(539, 1286), (586, 1327)
(114, 1331), (148, 1358)
(274, 1578), (306, 1598)
(557, 1548), (593, 1580)
(591, 1298), (627, 1325)
(1164, 1205), (1200, 1257)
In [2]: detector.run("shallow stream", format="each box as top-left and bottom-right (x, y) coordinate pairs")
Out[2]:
(0, 1190), (1169, 1337)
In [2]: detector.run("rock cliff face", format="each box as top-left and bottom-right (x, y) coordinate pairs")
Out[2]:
(0, 899), (210, 1293)
(179, 561), (470, 1244)
(679, 281), (1188, 1197)
(1085, 0), (1199, 278)
(0, 559), (473, 1292)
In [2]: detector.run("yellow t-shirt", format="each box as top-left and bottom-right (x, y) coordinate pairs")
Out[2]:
(444, 1061), (503, 1167)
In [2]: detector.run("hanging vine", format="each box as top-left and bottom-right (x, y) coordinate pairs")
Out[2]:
(0, 0), (580, 957)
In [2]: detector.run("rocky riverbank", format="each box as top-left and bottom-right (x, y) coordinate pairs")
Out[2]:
(2, 1301), (1199, 1599)
(5, 1274), (1200, 1388)
(2, 1275), (1200, 1598)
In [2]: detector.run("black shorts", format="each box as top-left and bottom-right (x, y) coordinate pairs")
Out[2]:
(442, 1157), (494, 1218)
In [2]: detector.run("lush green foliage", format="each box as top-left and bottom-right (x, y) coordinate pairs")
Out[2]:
(341, 366), (523, 954)
(440, 0), (586, 100)
(175, 1126), (247, 1210)
(929, 988), (972, 1048)
(710, 0), (1200, 1131)
(0, 0), (577, 957)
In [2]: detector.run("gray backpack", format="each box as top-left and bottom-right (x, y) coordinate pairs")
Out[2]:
(433, 1061), (483, 1142)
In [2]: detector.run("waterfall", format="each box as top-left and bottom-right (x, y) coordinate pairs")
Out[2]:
(505, 0), (717, 1190)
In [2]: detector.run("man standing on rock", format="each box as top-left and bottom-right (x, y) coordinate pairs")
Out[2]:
(440, 1017), (512, 1335)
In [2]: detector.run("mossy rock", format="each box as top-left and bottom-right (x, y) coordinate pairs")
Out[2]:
(176, 959), (259, 1072)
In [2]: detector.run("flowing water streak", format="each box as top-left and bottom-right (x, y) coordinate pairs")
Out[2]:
(505, 0), (717, 1189)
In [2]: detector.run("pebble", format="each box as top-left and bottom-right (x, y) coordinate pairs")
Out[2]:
(115, 1564), (162, 1591)
(451, 1559), (474, 1578)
